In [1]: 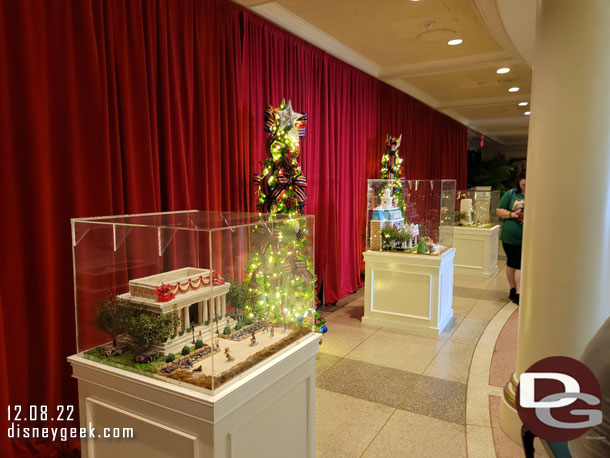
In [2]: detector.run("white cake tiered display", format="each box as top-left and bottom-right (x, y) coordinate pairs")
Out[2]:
(460, 198), (473, 225)
(370, 188), (403, 250)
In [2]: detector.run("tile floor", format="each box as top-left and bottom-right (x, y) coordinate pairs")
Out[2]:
(315, 259), (526, 458)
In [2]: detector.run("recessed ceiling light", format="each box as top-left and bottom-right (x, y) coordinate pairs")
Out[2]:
(508, 87), (520, 92)
(524, 111), (531, 116)
(518, 102), (529, 106)
(496, 67), (510, 74)
(448, 39), (463, 46)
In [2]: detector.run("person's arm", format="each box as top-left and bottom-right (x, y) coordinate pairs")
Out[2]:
(496, 191), (518, 219)
(496, 207), (514, 219)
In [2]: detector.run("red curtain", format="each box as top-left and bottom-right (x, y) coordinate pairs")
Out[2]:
(0, 1), (466, 455)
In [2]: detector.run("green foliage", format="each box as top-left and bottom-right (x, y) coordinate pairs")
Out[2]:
(247, 101), (316, 327)
(178, 330), (184, 336)
(226, 281), (258, 315)
(204, 320), (210, 326)
(223, 325), (231, 335)
(380, 227), (412, 250)
(467, 152), (516, 193)
(255, 100), (307, 214)
(165, 353), (175, 363)
(125, 311), (176, 354)
(243, 218), (316, 325)
(181, 346), (191, 356)
(234, 322), (242, 331)
(93, 296), (135, 346)
(379, 135), (407, 219)
(195, 339), (204, 349)
(84, 347), (166, 373)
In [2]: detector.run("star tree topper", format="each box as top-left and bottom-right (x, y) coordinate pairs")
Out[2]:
(276, 99), (305, 130)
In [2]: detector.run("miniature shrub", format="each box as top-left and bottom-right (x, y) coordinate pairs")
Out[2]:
(178, 330), (184, 336)
(124, 310), (175, 353)
(204, 320), (210, 326)
(170, 334), (176, 340)
(234, 322), (242, 331)
(181, 346), (191, 356)
(165, 353), (175, 363)
(195, 339), (204, 349)
(223, 325), (231, 335)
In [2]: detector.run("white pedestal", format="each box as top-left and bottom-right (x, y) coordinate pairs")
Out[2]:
(453, 225), (500, 278)
(362, 249), (455, 336)
(68, 333), (320, 458)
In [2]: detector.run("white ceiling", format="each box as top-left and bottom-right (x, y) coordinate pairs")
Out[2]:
(235, 0), (536, 150)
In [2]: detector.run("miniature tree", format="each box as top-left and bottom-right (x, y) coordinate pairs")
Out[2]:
(380, 134), (407, 219)
(226, 281), (258, 322)
(93, 295), (132, 347)
(126, 311), (178, 355)
(246, 99), (315, 326)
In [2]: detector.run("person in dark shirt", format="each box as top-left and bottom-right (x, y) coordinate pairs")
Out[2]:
(496, 171), (525, 304)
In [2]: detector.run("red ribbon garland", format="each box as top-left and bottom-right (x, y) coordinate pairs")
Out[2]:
(153, 271), (225, 302)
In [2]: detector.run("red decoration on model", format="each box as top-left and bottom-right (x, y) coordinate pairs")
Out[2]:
(153, 271), (225, 302)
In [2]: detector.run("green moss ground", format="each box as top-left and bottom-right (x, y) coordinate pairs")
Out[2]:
(83, 347), (182, 374)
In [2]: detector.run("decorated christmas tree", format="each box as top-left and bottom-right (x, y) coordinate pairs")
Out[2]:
(243, 100), (318, 331)
(380, 134), (407, 219)
(254, 99), (308, 215)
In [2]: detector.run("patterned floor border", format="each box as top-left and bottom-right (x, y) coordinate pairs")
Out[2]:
(466, 302), (518, 457)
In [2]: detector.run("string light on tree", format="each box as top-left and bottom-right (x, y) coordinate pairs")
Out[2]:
(254, 99), (308, 215)
(243, 99), (320, 333)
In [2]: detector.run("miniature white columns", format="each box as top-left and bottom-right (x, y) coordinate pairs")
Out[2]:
(214, 296), (222, 317)
(183, 306), (190, 330)
(202, 300), (209, 322)
(499, 0), (610, 443)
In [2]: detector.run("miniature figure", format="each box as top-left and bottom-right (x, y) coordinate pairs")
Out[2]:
(250, 331), (258, 346)
(214, 340), (220, 352)
(193, 366), (202, 373)
(270, 327), (274, 338)
(262, 322), (269, 333)
(225, 347), (235, 362)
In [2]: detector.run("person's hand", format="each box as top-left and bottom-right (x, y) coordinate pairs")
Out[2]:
(513, 208), (523, 218)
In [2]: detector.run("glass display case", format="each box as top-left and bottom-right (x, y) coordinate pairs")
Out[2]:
(72, 210), (316, 394)
(456, 189), (501, 227)
(366, 179), (455, 255)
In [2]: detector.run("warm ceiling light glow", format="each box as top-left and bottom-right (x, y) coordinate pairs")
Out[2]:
(519, 102), (529, 106)
(524, 111), (531, 115)
(448, 39), (463, 46)
(496, 67), (510, 74)
(508, 87), (520, 92)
